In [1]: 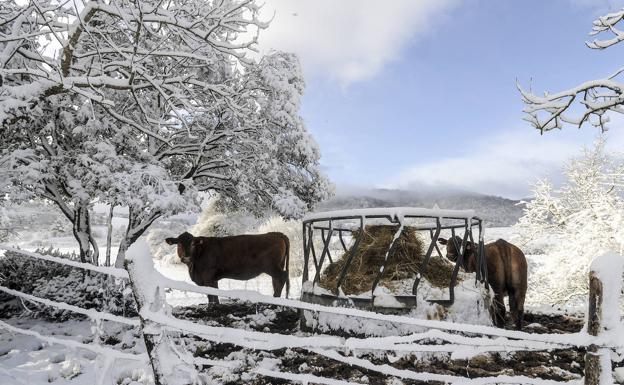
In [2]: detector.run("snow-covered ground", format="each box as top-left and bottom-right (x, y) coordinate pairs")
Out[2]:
(0, 318), (151, 385)
(0, 204), (615, 384)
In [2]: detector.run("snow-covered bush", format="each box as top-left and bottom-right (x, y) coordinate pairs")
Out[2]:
(146, 225), (188, 265)
(191, 198), (264, 238)
(255, 216), (304, 277)
(30, 269), (136, 321)
(0, 207), (11, 242)
(48, 218), (71, 238)
(0, 248), (136, 321)
(515, 138), (624, 305)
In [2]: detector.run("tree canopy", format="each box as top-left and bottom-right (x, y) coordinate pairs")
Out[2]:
(0, 0), (332, 265)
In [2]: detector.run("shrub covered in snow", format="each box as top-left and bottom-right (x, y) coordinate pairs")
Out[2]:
(515, 138), (624, 306)
(0, 248), (136, 321)
(255, 216), (304, 277)
(191, 199), (265, 238)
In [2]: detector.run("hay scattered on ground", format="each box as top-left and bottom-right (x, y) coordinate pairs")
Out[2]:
(319, 225), (460, 295)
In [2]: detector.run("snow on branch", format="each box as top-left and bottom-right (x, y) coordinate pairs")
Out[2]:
(519, 8), (624, 133)
(518, 76), (624, 133)
(587, 9), (624, 49)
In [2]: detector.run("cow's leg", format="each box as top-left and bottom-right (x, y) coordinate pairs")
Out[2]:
(508, 288), (519, 328)
(491, 292), (506, 328)
(271, 270), (286, 298)
(207, 279), (219, 304)
(514, 287), (526, 331)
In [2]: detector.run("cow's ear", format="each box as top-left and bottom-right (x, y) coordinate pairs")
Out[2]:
(438, 238), (448, 245)
(165, 238), (178, 245)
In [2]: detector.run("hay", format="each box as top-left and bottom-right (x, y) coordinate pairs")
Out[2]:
(319, 225), (460, 295)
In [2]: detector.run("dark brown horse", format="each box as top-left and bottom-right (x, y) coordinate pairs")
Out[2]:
(165, 232), (290, 303)
(438, 236), (528, 330)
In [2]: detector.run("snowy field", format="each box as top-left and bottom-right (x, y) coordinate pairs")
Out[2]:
(0, 204), (611, 384)
(0, 202), (576, 311)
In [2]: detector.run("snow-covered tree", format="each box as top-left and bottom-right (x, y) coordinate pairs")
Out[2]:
(519, 9), (624, 132)
(515, 138), (624, 303)
(0, 0), (332, 266)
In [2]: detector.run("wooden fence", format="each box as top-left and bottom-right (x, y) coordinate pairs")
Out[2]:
(0, 246), (622, 384)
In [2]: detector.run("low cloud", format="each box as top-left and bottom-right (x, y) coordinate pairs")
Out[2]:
(384, 128), (624, 199)
(256, 0), (458, 85)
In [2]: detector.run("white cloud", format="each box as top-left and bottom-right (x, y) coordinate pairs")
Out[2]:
(384, 127), (624, 199)
(256, 0), (458, 84)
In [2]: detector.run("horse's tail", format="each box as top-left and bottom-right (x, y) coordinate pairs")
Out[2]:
(283, 235), (290, 299)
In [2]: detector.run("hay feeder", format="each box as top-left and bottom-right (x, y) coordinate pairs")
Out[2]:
(300, 207), (488, 314)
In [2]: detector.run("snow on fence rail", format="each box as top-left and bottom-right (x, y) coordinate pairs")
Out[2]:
(124, 247), (623, 385)
(0, 246), (129, 279)
(1, 246), (622, 384)
(161, 275), (604, 348)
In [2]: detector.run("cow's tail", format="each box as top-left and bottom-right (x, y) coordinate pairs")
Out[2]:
(284, 235), (290, 299)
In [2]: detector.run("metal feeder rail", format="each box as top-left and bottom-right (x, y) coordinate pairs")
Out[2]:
(300, 207), (488, 312)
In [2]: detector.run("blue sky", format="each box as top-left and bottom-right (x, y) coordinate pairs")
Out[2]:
(259, 0), (624, 199)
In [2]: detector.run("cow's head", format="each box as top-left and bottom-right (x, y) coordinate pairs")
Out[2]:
(165, 232), (196, 264)
(438, 236), (474, 265)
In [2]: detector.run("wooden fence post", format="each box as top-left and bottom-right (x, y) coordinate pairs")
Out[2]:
(585, 271), (604, 385)
(584, 252), (623, 385)
(125, 247), (194, 385)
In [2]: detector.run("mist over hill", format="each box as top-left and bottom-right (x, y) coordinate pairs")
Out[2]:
(316, 188), (525, 227)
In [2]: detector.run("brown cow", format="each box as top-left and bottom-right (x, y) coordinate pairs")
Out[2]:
(438, 236), (528, 330)
(165, 232), (290, 304)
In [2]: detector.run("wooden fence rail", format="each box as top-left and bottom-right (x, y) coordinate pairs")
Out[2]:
(1, 246), (622, 385)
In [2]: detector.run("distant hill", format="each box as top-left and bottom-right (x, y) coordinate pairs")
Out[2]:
(316, 189), (525, 227)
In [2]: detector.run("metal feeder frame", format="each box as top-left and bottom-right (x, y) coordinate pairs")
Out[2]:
(300, 208), (488, 311)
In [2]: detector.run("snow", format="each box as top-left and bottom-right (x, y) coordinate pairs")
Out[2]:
(0, 286), (139, 327)
(0, 318), (150, 385)
(304, 207), (477, 222)
(2, 204), (622, 384)
(0, 246), (129, 279)
(310, 348), (578, 385)
(590, 251), (624, 332)
(155, 272), (599, 348)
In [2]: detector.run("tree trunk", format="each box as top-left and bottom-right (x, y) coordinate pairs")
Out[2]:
(89, 230), (99, 266)
(72, 203), (92, 263)
(114, 207), (161, 268)
(125, 250), (193, 384)
(105, 205), (114, 266)
(115, 239), (130, 268)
